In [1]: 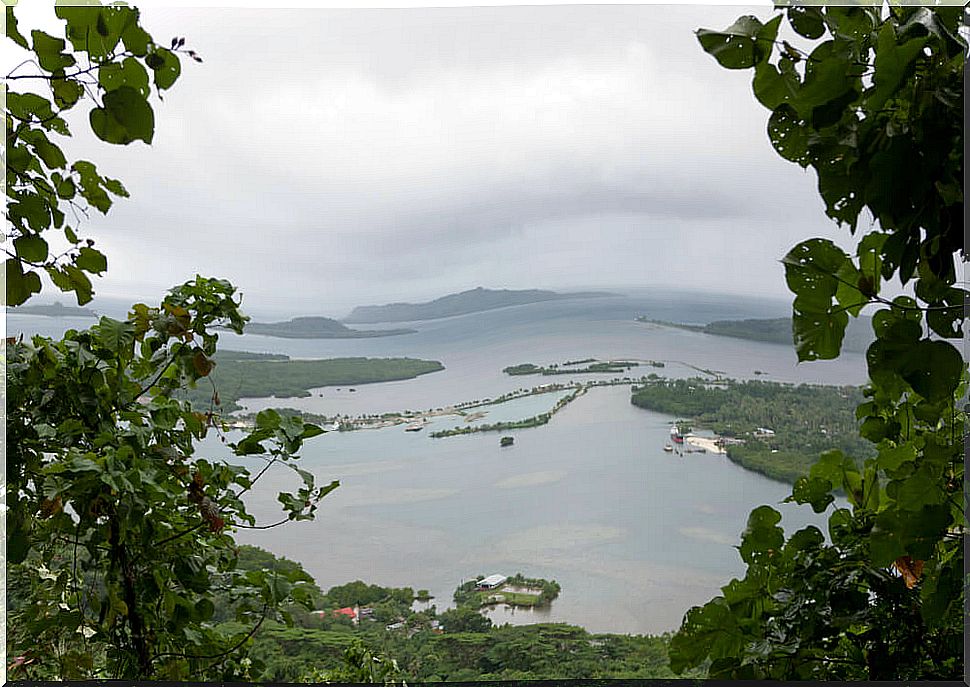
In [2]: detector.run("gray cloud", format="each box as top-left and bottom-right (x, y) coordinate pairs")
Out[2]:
(14, 4), (854, 316)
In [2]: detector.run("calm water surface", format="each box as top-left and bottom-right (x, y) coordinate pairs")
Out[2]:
(9, 291), (863, 634)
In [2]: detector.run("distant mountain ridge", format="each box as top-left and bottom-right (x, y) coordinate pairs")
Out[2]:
(245, 316), (415, 339)
(343, 287), (617, 324)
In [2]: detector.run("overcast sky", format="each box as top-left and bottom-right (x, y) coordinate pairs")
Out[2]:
(15, 3), (860, 319)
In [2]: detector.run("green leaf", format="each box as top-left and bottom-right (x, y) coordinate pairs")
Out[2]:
(300, 423), (325, 440)
(256, 409), (282, 429)
(7, 6), (30, 48)
(5, 259), (43, 306)
(146, 48), (182, 91)
(77, 246), (108, 274)
(64, 264), (94, 304)
(13, 235), (49, 263)
(669, 598), (746, 672)
(103, 177), (129, 197)
(73, 161), (113, 213)
(870, 23), (928, 111)
(89, 86), (155, 145)
(889, 464), (945, 511)
(739, 505), (784, 564)
(50, 70), (85, 109)
(697, 16), (770, 70)
(787, 476), (835, 513)
(92, 317), (135, 357)
(920, 551), (962, 628)
(56, 176), (77, 200)
(786, 6), (825, 39)
(9, 192), (52, 233)
(809, 449), (856, 487)
(833, 258), (865, 317)
(25, 130), (67, 170)
(753, 61), (800, 111)
(30, 30), (76, 72)
(783, 239), (848, 311)
(897, 340), (964, 403)
(121, 20), (151, 56)
(6, 92), (55, 122)
(790, 40), (857, 119)
(792, 308), (848, 362)
(99, 57), (151, 98)
(870, 504), (951, 566)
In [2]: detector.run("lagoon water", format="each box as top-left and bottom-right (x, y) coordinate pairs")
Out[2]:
(9, 289), (865, 635)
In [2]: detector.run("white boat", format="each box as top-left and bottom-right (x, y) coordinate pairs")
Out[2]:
(663, 443), (673, 453)
(404, 421), (425, 432)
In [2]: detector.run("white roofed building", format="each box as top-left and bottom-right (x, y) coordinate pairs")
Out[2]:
(476, 574), (507, 590)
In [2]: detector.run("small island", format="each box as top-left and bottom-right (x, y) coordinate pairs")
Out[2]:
(454, 573), (561, 610)
(503, 359), (641, 376)
(13, 301), (97, 318)
(245, 316), (415, 339)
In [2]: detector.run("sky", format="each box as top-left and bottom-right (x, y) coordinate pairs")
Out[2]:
(12, 2), (863, 319)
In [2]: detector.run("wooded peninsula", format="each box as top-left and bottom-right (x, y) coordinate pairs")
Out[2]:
(636, 315), (874, 354)
(630, 378), (873, 483)
(177, 352), (444, 412)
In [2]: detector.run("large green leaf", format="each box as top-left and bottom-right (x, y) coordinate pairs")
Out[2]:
(99, 57), (151, 98)
(6, 259), (43, 306)
(77, 246), (108, 274)
(739, 505), (784, 564)
(896, 340), (965, 402)
(782, 239), (847, 310)
(92, 317), (136, 358)
(89, 86), (155, 145)
(697, 16), (777, 70)
(30, 30), (76, 72)
(13, 235), (49, 263)
(787, 476), (835, 513)
(791, 308), (848, 361)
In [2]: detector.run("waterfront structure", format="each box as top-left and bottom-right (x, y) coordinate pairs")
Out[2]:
(476, 574), (507, 590)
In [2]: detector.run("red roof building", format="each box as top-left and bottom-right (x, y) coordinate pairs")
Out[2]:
(333, 607), (357, 619)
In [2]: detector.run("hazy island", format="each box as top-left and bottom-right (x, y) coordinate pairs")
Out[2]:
(503, 359), (656, 376)
(13, 301), (97, 318)
(637, 315), (873, 354)
(343, 286), (618, 324)
(177, 351), (444, 412)
(245, 316), (415, 339)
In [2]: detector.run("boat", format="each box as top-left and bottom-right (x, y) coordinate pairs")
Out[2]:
(670, 426), (684, 444)
(404, 421), (425, 432)
(663, 443), (673, 453)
